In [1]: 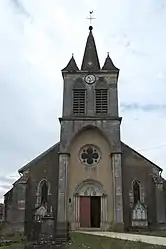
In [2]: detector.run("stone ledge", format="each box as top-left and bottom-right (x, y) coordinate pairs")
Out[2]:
(59, 116), (122, 122)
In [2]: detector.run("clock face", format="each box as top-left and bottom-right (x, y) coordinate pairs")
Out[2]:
(85, 74), (96, 84)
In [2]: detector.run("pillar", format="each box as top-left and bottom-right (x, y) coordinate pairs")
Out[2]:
(72, 195), (80, 230)
(100, 195), (108, 230)
(156, 183), (165, 224)
(16, 170), (29, 233)
(111, 152), (124, 231)
(56, 153), (70, 243)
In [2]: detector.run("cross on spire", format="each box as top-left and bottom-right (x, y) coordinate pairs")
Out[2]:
(86, 11), (96, 26)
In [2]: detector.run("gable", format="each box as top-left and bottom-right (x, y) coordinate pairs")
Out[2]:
(121, 142), (162, 174)
(18, 141), (162, 175)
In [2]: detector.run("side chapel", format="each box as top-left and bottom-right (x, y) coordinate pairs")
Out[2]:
(4, 25), (166, 240)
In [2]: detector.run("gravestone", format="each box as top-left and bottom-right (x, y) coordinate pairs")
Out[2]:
(25, 205), (68, 249)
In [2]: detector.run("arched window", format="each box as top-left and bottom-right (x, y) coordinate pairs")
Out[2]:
(36, 179), (50, 207)
(133, 181), (140, 204)
(72, 79), (86, 114)
(41, 181), (48, 205)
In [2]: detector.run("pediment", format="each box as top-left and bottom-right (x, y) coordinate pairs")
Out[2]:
(35, 205), (47, 217)
(133, 201), (146, 211)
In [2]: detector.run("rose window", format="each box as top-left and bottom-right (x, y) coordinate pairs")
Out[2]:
(79, 145), (101, 166)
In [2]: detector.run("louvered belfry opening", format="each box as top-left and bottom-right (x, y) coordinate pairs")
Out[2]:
(73, 89), (86, 114)
(95, 89), (108, 114)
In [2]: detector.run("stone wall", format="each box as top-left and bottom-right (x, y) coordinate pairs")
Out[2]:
(0, 203), (4, 222)
(4, 174), (28, 233)
(121, 143), (160, 229)
(24, 143), (60, 239)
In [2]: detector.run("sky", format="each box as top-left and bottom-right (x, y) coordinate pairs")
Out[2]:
(0, 0), (166, 202)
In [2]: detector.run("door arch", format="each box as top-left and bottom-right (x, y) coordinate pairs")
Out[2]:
(72, 180), (108, 230)
(74, 179), (106, 196)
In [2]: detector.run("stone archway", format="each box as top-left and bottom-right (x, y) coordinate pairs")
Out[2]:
(71, 180), (108, 230)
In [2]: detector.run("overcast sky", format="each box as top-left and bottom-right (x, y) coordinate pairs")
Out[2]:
(0, 0), (166, 202)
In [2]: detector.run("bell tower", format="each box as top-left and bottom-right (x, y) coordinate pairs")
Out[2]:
(56, 25), (124, 240)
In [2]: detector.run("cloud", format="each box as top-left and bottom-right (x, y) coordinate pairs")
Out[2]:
(121, 103), (166, 113)
(0, 176), (17, 184)
(9, 0), (30, 17)
(0, 188), (6, 203)
(0, 174), (18, 202)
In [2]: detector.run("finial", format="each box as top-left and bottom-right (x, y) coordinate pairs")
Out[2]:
(86, 11), (96, 28)
(107, 52), (109, 57)
(72, 53), (74, 57)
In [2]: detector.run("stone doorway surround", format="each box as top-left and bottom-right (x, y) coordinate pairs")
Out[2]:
(70, 179), (109, 231)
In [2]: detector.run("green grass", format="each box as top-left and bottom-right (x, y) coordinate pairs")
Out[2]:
(0, 231), (25, 249)
(1, 232), (166, 249)
(0, 243), (24, 249)
(0, 230), (25, 241)
(64, 232), (166, 249)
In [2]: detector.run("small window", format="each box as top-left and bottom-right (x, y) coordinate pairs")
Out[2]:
(95, 89), (108, 114)
(73, 89), (86, 114)
(133, 181), (140, 204)
(41, 181), (48, 205)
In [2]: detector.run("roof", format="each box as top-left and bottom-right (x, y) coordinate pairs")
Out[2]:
(18, 142), (60, 174)
(62, 55), (79, 72)
(81, 26), (100, 71)
(102, 53), (119, 71)
(4, 187), (13, 197)
(121, 142), (162, 172)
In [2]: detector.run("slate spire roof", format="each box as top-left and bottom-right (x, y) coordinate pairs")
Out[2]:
(102, 52), (119, 71)
(62, 26), (119, 73)
(62, 54), (79, 72)
(81, 26), (100, 71)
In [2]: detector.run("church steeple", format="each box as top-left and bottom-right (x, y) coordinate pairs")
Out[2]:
(81, 26), (100, 71)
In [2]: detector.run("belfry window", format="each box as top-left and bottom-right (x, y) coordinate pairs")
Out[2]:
(133, 181), (140, 204)
(72, 79), (86, 114)
(95, 89), (108, 114)
(73, 89), (86, 114)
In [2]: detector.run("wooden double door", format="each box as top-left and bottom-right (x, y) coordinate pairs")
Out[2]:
(80, 196), (101, 228)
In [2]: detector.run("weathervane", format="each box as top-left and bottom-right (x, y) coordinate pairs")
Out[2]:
(86, 11), (96, 25)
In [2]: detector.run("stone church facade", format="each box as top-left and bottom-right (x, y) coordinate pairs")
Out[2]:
(3, 26), (166, 239)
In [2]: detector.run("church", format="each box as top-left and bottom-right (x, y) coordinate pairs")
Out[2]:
(3, 25), (166, 241)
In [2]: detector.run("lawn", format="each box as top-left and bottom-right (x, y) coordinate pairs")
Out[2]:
(0, 243), (23, 249)
(0, 232), (166, 249)
(65, 232), (166, 249)
(0, 230), (25, 249)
